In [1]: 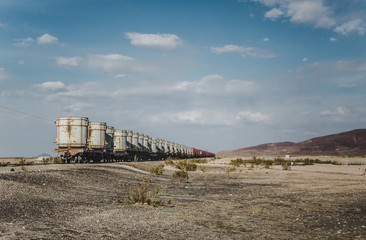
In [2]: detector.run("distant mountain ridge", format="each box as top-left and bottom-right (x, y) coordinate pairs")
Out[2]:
(217, 129), (366, 157)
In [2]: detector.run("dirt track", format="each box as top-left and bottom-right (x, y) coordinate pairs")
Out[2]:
(1, 158), (366, 239)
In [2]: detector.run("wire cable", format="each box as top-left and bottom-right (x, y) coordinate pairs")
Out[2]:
(0, 105), (54, 125)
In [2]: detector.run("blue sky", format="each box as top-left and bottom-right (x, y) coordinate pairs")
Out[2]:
(1, 0), (366, 156)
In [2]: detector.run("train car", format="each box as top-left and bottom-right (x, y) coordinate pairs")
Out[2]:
(54, 116), (212, 163)
(192, 148), (215, 158)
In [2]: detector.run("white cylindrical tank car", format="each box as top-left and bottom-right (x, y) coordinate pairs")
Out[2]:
(151, 138), (157, 153)
(56, 117), (89, 148)
(127, 131), (133, 149)
(132, 132), (139, 150)
(113, 130), (123, 152)
(88, 122), (107, 149)
(143, 135), (149, 151)
(55, 116), (210, 162)
(138, 134), (144, 150)
(105, 126), (114, 150)
(121, 130), (128, 151)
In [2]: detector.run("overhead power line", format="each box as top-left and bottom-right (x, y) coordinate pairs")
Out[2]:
(0, 105), (54, 125)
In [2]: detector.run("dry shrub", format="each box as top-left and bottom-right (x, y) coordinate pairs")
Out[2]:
(173, 170), (189, 183)
(175, 160), (197, 171)
(230, 158), (245, 167)
(149, 164), (164, 175)
(53, 157), (62, 164)
(120, 177), (170, 207)
(189, 159), (208, 164)
(199, 165), (207, 172)
(282, 162), (291, 170)
(164, 156), (174, 166)
(225, 167), (237, 173)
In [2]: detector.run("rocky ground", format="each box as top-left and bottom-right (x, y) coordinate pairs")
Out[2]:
(0, 157), (366, 239)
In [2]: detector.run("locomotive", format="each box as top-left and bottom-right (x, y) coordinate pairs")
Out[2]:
(54, 117), (215, 163)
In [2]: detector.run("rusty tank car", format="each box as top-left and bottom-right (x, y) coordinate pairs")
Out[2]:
(54, 116), (215, 163)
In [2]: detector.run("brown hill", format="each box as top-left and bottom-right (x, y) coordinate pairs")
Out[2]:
(217, 129), (366, 157)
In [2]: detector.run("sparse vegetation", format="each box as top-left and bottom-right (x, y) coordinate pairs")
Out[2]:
(19, 158), (26, 165)
(149, 164), (164, 175)
(175, 160), (197, 171)
(133, 155), (139, 162)
(10, 168), (15, 172)
(164, 156), (174, 166)
(18, 158), (34, 166)
(189, 159), (208, 164)
(173, 170), (189, 183)
(264, 160), (272, 169)
(225, 167), (237, 173)
(282, 162), (291, 170)
(119, 177), (170, 207)
(42, 158), (50, 165)
(199, 165), (207, 172)
(226, 157), (345, 170)
(53, 157), (61, 164)
(230, 158), (245, 167)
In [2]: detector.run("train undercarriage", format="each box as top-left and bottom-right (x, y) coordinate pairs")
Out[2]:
(55, 148), (190, 164)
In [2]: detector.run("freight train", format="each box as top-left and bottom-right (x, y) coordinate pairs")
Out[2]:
(54, 117), (215, 163)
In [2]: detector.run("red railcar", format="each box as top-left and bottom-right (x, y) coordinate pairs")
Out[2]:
(192, 148), (215, 158)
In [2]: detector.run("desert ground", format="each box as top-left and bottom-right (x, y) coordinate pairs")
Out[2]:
(0, 156), (366, 239)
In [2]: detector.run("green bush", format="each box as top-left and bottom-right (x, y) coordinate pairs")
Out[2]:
(173, 170), (189, 182)
(149, 164), (164, 175)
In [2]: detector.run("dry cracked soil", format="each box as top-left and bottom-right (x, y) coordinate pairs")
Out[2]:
(0, 158), (366, 239)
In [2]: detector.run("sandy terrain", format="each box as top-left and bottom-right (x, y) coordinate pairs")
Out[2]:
(0, 157), (365, 239)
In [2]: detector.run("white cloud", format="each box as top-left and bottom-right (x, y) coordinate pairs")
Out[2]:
(18, 60), (25, 65)
(173, 74), (256, 96)
(55, 57), (83, 67)
(237, 111), (271, 122)
(335, 19), (365, 35)
(211, 44), (275, 58)
(151, 110), (241, 126)
(0, 22), (5, 28)
(37, 33), (58, 45)
(337, 106), (348, 116)
(33, 81), (65, 92)
(13, 37), (34, 47)
(64, 102), (95, 112)
(263, 37), (270, 42)
(125, 32), (182, 50)
(302, 57), (308, 62)
(264, 8), (284, 19)
(253, 0), (366, 35)
(287, 1), (335, 28)
(86, 54), (147, 77)
(329, 37), (337, 42)
(320, 106), (349, 117)
(0, 68), (8, 81)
